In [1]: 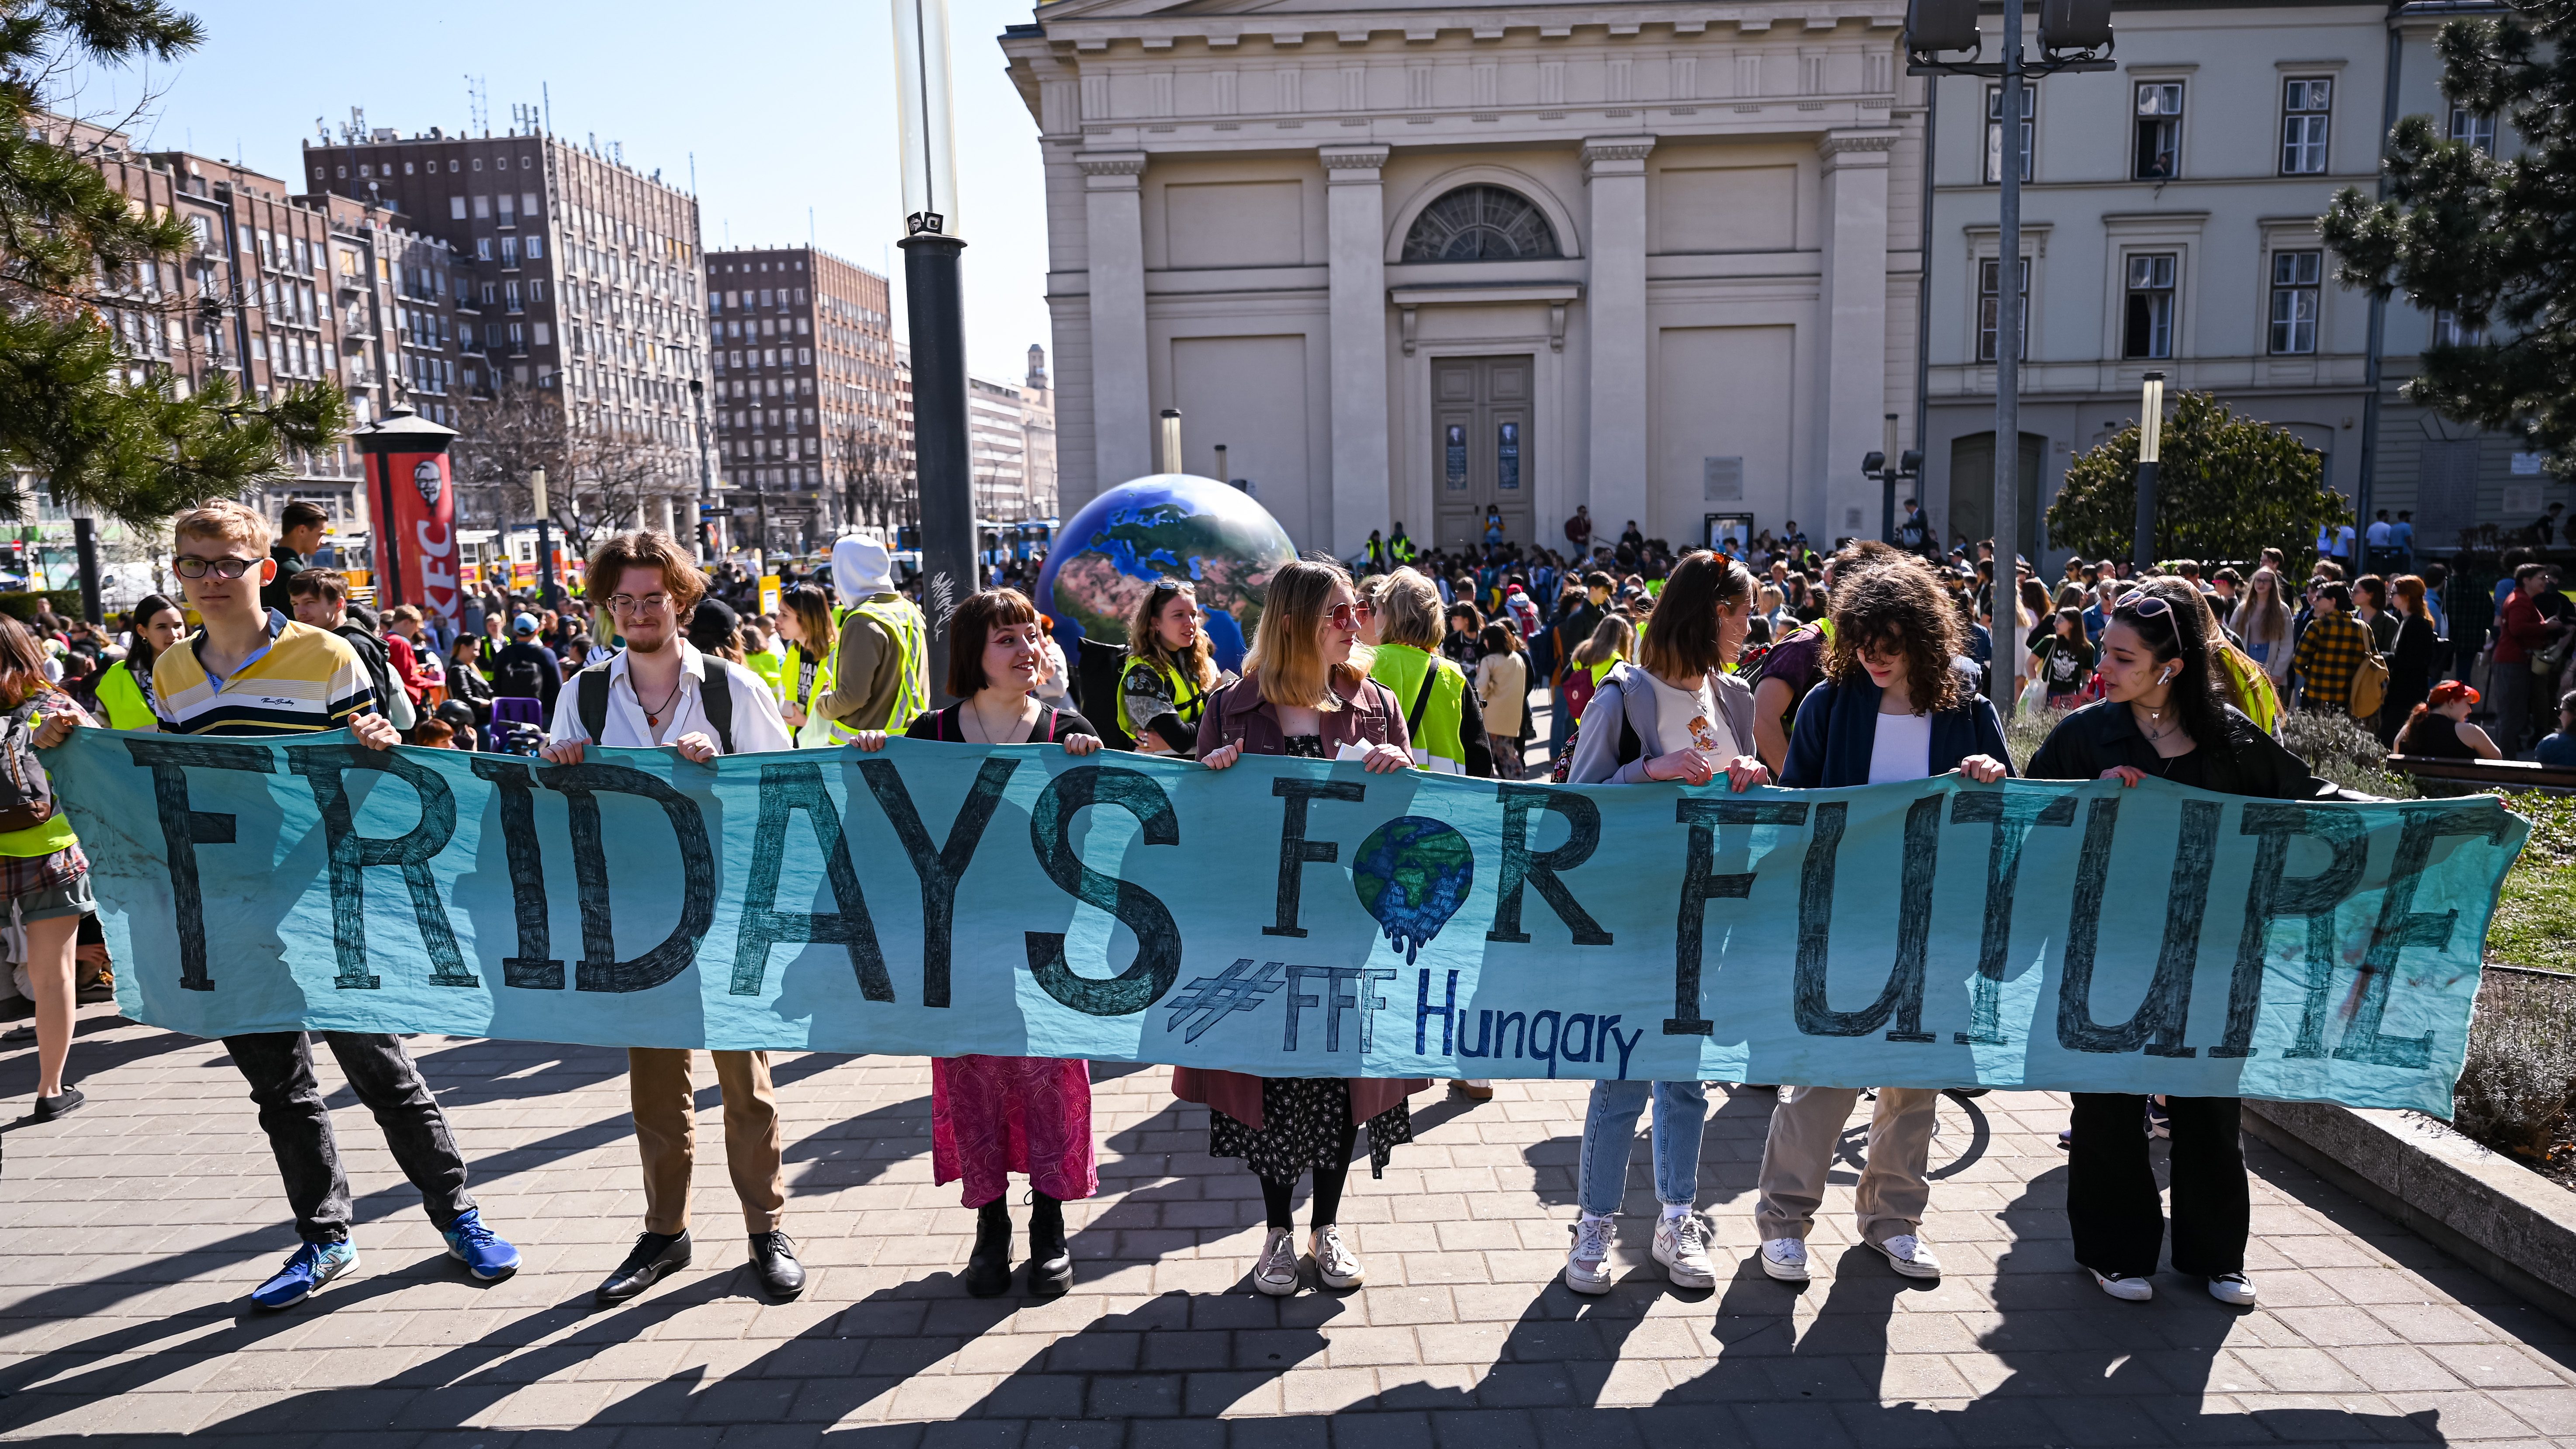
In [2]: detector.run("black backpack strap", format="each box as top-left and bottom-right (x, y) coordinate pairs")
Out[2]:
(577, 663), (611, 743)
(700, 661), (735, 755)
(1406, 663), (1440, 738)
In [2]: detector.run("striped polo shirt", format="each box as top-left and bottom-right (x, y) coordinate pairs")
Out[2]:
(152, 610), (378, 737)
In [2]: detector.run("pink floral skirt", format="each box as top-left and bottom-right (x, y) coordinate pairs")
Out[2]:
(930, 1055), (1098, 1207)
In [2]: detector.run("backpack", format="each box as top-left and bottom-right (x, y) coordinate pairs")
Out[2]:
(2348, 638), (2390, 721)
(1546, 668), (1644, 784)
(495, 652), (549, 702)
(336, 626), (414, 732)
(0, 698), (58, 835)
(578, 659), (735, 754)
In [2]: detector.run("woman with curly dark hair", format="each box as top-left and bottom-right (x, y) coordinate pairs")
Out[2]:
(2027, 575), (2328, 1311)
(1754, 556), (2010, 1288)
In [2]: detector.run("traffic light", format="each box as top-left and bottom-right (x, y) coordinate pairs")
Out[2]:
(1904, 0), (1982, 59)
(2038, 0), (2113, 56)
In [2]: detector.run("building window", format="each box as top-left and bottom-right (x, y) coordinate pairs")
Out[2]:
(1978, 257), (2028, 362)
(2280, 78), (2331, 174)
(2449, 106), (2497, 155)
(473, 194), (490, 219)
(2268, 250), (2320, 354)
(2134, 82), (2183, 180)
(2123, 253), (2177, 358)
(2432, 309), (2487, 348)
(1399, 185), (1562, 262)
(1985, 84), (2035, 184)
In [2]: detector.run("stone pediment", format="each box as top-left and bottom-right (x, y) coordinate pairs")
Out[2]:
(1027, 0), (1904, 31)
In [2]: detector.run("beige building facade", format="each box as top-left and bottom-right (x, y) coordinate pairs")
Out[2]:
(1002, 0), (1929, 558)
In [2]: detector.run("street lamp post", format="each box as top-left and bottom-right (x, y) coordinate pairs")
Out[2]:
(690, 378), (717, 561)
(531, 467), (556, 608)
(2132, 370), (2166, 575)
(1904, 0), (2114, 718)
(893, 0), (977, 706)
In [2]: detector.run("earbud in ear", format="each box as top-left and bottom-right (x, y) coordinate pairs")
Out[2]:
(2160, 667), (2176, 684)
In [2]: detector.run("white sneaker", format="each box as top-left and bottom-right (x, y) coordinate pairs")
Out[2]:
(1310, 1226), (1364, 1290)
(2207, 1272), (2257, 1306)
(2091, 1269), (2154, 1302)
(1251, 1227), (1301, 1297)
(1759, 1237), (1809, 1283)
(1564, 1214), (1615, 1296)
(1653, 1212), (1716, 1289)
(1871, 1233), (1941, 1279)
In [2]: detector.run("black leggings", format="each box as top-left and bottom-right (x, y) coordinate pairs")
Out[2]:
(1260, 1116), (1358, 1231)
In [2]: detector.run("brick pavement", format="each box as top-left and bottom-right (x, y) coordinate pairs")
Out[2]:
(0, 1002), (2571, 1447)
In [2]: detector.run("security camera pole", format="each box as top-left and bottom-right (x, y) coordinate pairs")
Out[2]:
(894, 0), (977, 705)
(1904, 0), (2113, 717)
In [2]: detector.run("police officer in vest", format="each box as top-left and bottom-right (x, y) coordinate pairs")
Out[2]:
(1367, 569), (1493, 778)
(773, 583), (846, 748)
(1117, 579), (1234, 757)
(810, 533), (929, 736)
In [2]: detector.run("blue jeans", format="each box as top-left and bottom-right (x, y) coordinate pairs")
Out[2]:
(1575, 1079), (1708, 1217)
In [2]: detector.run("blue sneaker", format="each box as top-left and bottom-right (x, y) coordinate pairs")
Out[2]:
(442, 1208), (521, 1281)
(249, 1240), (358, 1311)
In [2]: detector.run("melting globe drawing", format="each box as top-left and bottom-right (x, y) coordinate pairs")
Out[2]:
(1035, 473), (1298, 674)
(1351, 817), (1476, 966)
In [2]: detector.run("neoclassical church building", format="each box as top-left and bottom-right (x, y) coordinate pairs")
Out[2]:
(1001, 0), (1925, 557)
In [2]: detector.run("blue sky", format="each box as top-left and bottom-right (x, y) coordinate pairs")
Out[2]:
(62, 0), (1053, 384)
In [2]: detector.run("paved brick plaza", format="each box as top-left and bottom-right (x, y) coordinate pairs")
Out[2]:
(2, 1003), (2572, 1447)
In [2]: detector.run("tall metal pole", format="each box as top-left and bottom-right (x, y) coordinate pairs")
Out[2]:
(904, 232), (975, 706)
(2354, 10), (2405, 555)
(71, 515), (101, 625)
(1993, 0), (2025, 719)
(689, 378), (716, 561)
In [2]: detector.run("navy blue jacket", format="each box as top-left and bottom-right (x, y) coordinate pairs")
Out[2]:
(1780, 668), (2013, 789)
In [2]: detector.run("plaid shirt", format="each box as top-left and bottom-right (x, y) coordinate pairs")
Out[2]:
(2293, 611), (2374, 711)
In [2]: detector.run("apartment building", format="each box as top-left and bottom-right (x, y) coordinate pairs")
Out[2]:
(302, 123), (708, 535)
(1923, 0), (2555, 564)
(52, 118), (462, 531)
(703, 246), (901, 550)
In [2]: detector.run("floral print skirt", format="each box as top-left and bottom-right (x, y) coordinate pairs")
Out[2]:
(931, 1055), (1098, 1207)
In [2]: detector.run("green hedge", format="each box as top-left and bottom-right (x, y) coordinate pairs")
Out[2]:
(0, 591), (83, 623)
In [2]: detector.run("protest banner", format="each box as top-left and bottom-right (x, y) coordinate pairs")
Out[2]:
(52, 730), (2524, 1114)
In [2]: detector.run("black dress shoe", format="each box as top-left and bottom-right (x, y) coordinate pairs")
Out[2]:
(963, 1198), (1012, 1297)
(31, 1086), (83, 1121)
(595, 1229), (691, 1304)
(1025, 1192), (1073, 1299)
(750, 1231), (805, 1299)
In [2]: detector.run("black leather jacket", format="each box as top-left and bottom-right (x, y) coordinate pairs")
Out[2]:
(2026, 699), (2332, 800)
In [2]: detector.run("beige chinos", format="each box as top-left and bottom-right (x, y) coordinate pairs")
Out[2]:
(1754, 1085), (1941, 1247)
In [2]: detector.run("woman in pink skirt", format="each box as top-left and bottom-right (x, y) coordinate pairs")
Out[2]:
(853, 588), (1104, 1298)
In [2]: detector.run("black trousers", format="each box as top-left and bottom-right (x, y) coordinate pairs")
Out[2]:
(2067, 1093), (2248, 1280)
(225, 1031), (477, 1244)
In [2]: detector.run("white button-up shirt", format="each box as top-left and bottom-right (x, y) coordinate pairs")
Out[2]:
(544, 636), (793, 754)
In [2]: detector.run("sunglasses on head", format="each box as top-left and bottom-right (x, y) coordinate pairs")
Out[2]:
(2115, 592), (2173, 619)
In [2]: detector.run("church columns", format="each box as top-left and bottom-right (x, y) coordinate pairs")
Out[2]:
(1582, 135), (1655, 543)
(1321, 144), (1392, 556)
(1816, 130), (1900, 543)
(1080, 152), (1152, 488)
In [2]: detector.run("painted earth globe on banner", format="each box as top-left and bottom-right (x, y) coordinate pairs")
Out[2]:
(1351, 816), (1476, 966)
(1035, 473), (1297, 674)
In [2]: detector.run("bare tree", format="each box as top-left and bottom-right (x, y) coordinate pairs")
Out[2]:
(452, 387), (691, 558)
(830, 417), (915, 533)
(449, 384), (565, 537)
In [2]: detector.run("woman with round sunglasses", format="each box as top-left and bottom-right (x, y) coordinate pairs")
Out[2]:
(1186, 558), (1424, 1297)
(1756, 556), (2008, 1286)
(2027, 578), (2327, 1308)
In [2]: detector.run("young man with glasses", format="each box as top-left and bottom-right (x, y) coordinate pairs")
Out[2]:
(536, 530), (802, 1303)
(35, 501), (521, 1309)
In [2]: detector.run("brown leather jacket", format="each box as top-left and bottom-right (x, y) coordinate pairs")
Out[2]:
(1175, 666), (1426, 1129)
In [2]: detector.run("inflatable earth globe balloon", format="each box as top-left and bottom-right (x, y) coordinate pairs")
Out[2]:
(1035, 472), (1296, 674)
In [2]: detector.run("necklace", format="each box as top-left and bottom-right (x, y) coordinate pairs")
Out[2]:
(638, 676), (684, 726)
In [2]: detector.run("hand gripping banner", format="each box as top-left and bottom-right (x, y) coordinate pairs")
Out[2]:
(53, 730), (2526, 1114)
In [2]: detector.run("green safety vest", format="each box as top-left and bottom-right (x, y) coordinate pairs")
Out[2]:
(779, 640), (844, 748)
(0, 699), (76, 861)
(853, 595), (929, 735)
(1366, 642), (1468, 772)
(1114, 654), (1210, 743)
(1390, 535), (1417, 564)
(743, 645), (784, 702)
(95, 662), (157, 732)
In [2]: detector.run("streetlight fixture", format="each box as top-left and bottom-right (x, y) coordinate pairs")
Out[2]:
(530, 467), (556, 608)
(893, 0), (977, 705)
(1906, 0), (2113, 717)
(1862, 412), (1924, 550)
(2132, 370), (2165, 575)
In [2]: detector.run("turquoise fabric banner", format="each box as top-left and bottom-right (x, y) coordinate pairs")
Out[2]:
(53, 730), (2525, 1114)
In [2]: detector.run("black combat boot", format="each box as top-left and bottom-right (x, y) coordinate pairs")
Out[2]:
(1026, 1192), (1073, 1298)
(963, 1198), (1012, 1297)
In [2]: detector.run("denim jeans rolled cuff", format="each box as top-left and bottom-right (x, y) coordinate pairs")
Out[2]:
(1575, 1078), (1709, 1217)
(227, 1030), (477, 1243)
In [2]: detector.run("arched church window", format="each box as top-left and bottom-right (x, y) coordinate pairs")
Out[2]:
(1399, 185), (1562, 262)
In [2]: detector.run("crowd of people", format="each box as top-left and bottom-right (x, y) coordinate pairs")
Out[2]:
(5, 493), (2570, 1329)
